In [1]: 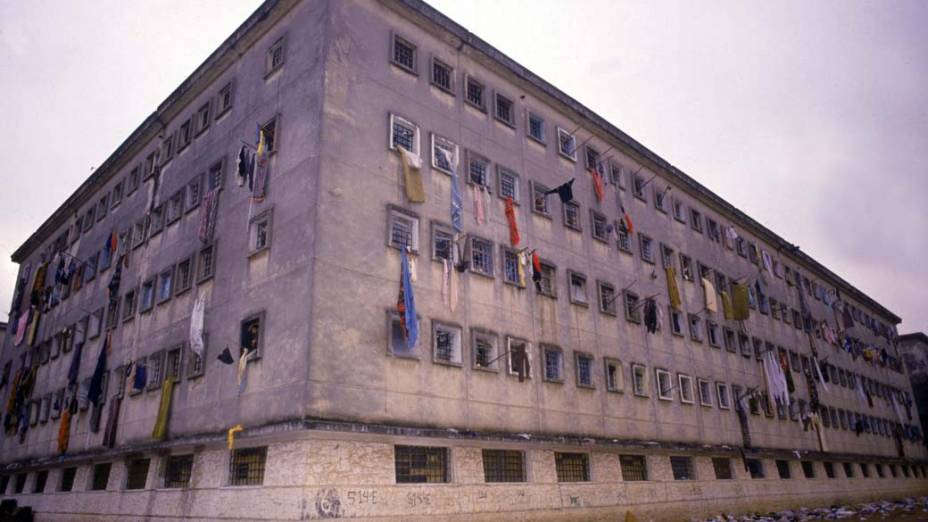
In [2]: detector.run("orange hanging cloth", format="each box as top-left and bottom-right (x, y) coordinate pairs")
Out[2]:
(589, 168), (605, 202)
(58, 409), (71, 454)
(504, 196), (520, 247)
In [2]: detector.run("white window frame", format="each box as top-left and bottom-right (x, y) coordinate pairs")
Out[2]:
(506, 336), (532, 380)
(556, 126), (577, 161)
(716, 382), (731, 409)
(678, 374), (694, 405)
(388, 113), (420, 155)
(604, 358), (624, 393)
(631, 363), (648, 397)
(387, 206), (419, 253)
(697, 378), (713, 407)
(430, 133), (457, 175)
(655, 369), (673, 401)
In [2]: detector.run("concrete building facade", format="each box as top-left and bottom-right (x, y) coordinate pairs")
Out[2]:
(900, 332), (928, 449)
(0, 0), (925, 519)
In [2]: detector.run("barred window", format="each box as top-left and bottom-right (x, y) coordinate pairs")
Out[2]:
(605, 359), (623, 392)
(824, 461), (836, 478)
(431, 58), (452, 91)
(469, 151), (490, 185)
(555, 452), (589, 482)
(470, 237), (493, 276)
(390, 114), (418, 153)
(472, 331), (498, 370)
(391, 34), (416, 73)
(639, 234), (654, 263)
(267, 37), (286, 73)
(671, 456), (695, 480)
(229, 447), (267, 486)
(680, 254), (694, 281)
(14, 473), (25, 494)
(165, 455), (195, 488)
(568, 271), (587, 305)
(557, 127), (577, 160)
(33, 470), (48, 493)
(631, 364), (648, 397)
(713, 458), (733, 480)
(576, 353), (594, 388)
(197, 243), (216, 282)
(591, 210), (609, 242)
(495, 92), (515, 125)
(620, 455), (647, 481)
(531, 181), (550, 215)
(598, 281), (617, 315)
(464, 75), (485, 110)
(624, 291), (640, 323)
(543, 345), (563, 382)
(395, 446), (448, 483)
(669, 308), (684, 336)
(776, 460), (791, 479)
(528, 112), (545, 142)
(431, 134), (456, 174)
(502, 248), (521, 286)
(678, 374), (694, 404)
(125, 458), (150, 490)
(498, 167), (519, 201)
(59, 467), (77, 492)
(716, 383), (731, 409)
(482, 450), (525, 482)
(91, 462), (112, 491)
(859, 463), (870, 478)
(563, 202), (581, 230)
(698, 379), (713, 407)
(432, 322), (462, 365)
(538, 262), (556, 297)
(389, 209), (418, 251)
(617, 228), (632, 252)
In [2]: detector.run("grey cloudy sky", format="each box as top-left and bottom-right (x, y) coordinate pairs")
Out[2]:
(1, 1), (925, 333)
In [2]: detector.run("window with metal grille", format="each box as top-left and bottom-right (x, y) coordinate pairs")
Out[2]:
(618, 229), (632, 252)
(620, 455), (647, 481)
(557, 127), (576, 159)
(576, 353), (594, 388)
(389, 209), (418, 251)
(395, 446), (448, 483)
(498, 168), (519, 201)
(33, 470), (47, 493)
(390, 115), (417, 153)
(639, 234), (654, 263)
(125, 458), (150, 490)
(392, 34), (416, 72)
(678, 374), (694, 404)
(482, 450), (525, 482)
(472, 331), (497, 370)
(679, 254), (693, 280)
(669, 308), (683, 336)
(229, 447), (267, 486)
(91, 463), (111, 491)
(671, 456), (695, 480)
(528, 112), (545, 142)
(495, 93), (514, 125)
(745, 459), (764, 479)
(465, 76), (485, 110)
(598, 281), (616, 315)
(563, 202), (581, 230)
(164, 455), (194, 488)
(166, 347), (182, 381)
(106, 298), (120, 330)
(431, 58), (452, 91)
(776, 460), (791, 479)
(538, 262), (556, 297)
(591, 211), (609, 242)
(543, 345), (563, 382)
(698, 379), (713, 407)
(432, 322), (461, 364)
(632, 364), (648, 396)
(470, 237), (493, 276)
(147, 352), (164, 390)
(568, 271), (587, 305)
(605, 359), (623, 392)
(801, 461), (815, 478)
(531, 181), (550, 215)
(122, 289), (137, 321)
(624, 291), (640, 323)
(632, 173), (647, 199)
(707, 322), (720, 347)
(267, 37), (286, 73)
(688, 314), (703, 342)
(59, 467), (77, 492)
(175, 257), (193, 295)
(555, 453), (589, 482)
(431, 134), (456, 174)
(432, 225), (453, 262)
(502, 248), (520, 286)
(467, 152), (489, 186)
(197, 243), (215, 283)
(824, 461), (836, 478)
(713, 458), (733, 479)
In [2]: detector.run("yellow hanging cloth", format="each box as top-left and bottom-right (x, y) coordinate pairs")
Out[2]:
(665, 266), (682, 310)
(228, 424), (244, 450)
(151, 377), (176, 441)
(731, 283), (750, 320)
(721, 291), (734, 320)
(398, 148), (426, 203)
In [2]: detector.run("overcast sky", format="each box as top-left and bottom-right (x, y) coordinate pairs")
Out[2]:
(1, 1), (925, 334)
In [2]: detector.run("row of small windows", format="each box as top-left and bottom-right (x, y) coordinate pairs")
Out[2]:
(387, 30), (894, 344)
(6, 446), (917, 495)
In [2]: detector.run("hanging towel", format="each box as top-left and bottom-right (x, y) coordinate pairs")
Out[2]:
(449, 258), (458, 313)
(473, 184), (485, 225)
(102, 396), (121, 448)
(26, 310), (40, 347)
(517, 251), (527, 288)
(398, 147), (425, 203)
(437, 148), (463, 233)
(720, 291), (733, 320)
(544, 178), (575, 204)
(57, 409), (71, 454)
(504, 197), (520, 246)
(589, 168), (605, 202)
(665, 267), (682, 311)
(152, 378), (175, 441)
(252, 128), (269, 201)
(397, 249), (419, 350)
(190, 294), (206, 358)
(731, 284), (750, 320)
(87, 335), (109, 407)
(702, 278), (718, 313)
(441, 259), (450, 307)
(14, 310), (29, 346)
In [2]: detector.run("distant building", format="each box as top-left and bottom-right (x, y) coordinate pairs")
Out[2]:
(900, 332), (928, 447)
(0, 0), (925, 519)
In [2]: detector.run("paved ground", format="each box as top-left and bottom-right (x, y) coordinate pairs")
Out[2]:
(694, 498), (928, 522)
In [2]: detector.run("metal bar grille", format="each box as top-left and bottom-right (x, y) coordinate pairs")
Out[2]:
(482, 450), (525, 483)
(165, 455), (194, 488)
(395, 446), (448, 483)
(620, 455), (647, 481)
(229, 447), (267, 486)
(670, 456), (694, 480)
(555, 452), (589, 482)
(125, 458), (150, 490)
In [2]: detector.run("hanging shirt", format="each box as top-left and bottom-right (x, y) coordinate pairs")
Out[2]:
(545, 179), (575, 203)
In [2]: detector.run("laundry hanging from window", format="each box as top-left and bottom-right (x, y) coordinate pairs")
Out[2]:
(543, 178), (574, 204)
(702, 278), (718, 313)
(236, 145), (256, 190)
(731, 283), (750, 320)
(252, 126), (270, 201)
(504, 197), (520, 247)
(665, 266), (682, 311)
(198, 188), (220, 243)
(589, 168), (605, 202)
(396, 249), (419, 351)
(398, 147), (425, 203)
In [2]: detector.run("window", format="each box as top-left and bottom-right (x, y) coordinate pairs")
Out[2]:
(164, 455), (194, 488)
(655, 369), (673, 401)
(467, 151), (490, 186)
(494, 92), (515, 126)
(391, 34), (416, 73)
(501, 247), (521, 286)
(175, 257), (194, 295)
(859, 463), (870, 478)
(678, 374), (694, 404)
(698, 379), (713, 407)
(472, 330), (498, 370)
(672, 198), (685, 222)
(610, 163), (624, 187)
(165, 190), (184, 225)
(542, 345), (564, 382)
(59, 467), (77, 492)
(97, 194), (109, 221)
(556, 127), (577, 160)
(125, 458), (150, 490)
(139, 280), (154, 313)
(707, 219), (721, 242)
(388, 311), (417, 357)
(260, 116), (278, 154)
(105, 298), (119, 330)
(824, 462), (836, 479)
(688, 314), (703, 342)
(128, 166), (141, 195)
(620, 455), (647, 481)
(430, 57), (452, 92)
(497, 167), (519, 201)
(717, 383), (731, 409)
(617, 228), (632, 253)
(670, 457), (695, 480)
(605, 359), (623, 392)
(431, 134), (457, 175)
(121, 288), (137, 321)
(776, 460), (791, 479)
(598, 281), (617, 315)
(389, 113), (419, 154)
(531, 181), (550, 216)
(576, 353), (594, 388)
(388, 207), (419, 252)
(555, 453), (589, 482)
(632, 364), (648, 396)
(801, 461), (815, 479)
(590, 208), (609, 243)
(185, 175), (203, 212)
(84, 252), (99, 282)
(660, 244), (675, 269)
(90, 309), (103, 338)
(706, 321), (720, 347)
(527, 112), (545, 142)
(568, 271), (587, 305)
(187, 336), (206, 380)
(669, 307), (684, 336)
(91, 462), (112, 491)
(482, 450), (525, 483)
(240, 312), (265, 357)
(33, 470), (47, 493)
(266, 36), (286, 74)
(745, 459), (764, 479)
(229, 447), (267, 486)
(563, 202), (581, 231)
(176, 118), (193, 152)
(654, 186), (668, 212)
(144, 150), (160, 179)
(632, 173), (647, 199)
(738, 333), (752, 358)
(395, 446), (448, 483)
(196, 101), (211, 134)
(157, 267), (174, 304)
(249, 210), (273, 255)
(713, 458), (733, 480)
(690, 208), (704, 233)
(723, 328), (736, 353)
(680, 254), (694, 281)
(432, 224), (453, 262)
(464, 75), (486, 111)
(13, 473), (26, 494)
(537, 261), (556, 297)
(83, 206), (96, 232)
(639, 234), (654, 263)
(161, 133), (175, 164)
(208, 158), (225, 190)
(470, 236), (493, 277)
(147, 351), (165, 390)
(624, 291), (640, 323)
(166, 347), (183, 381)
(432, 321), (462, 365)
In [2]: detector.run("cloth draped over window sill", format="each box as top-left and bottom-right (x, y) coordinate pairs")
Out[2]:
(702, 278), (718, 313)
(665, 267), (682, 311)
(398, 148), (425, 203)
(152, 377), (176, 441)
